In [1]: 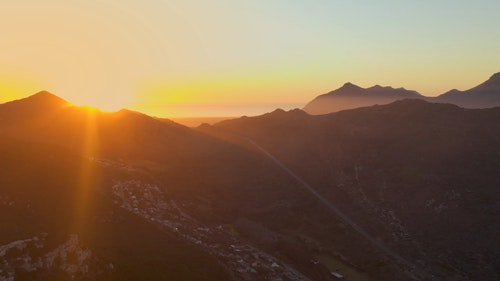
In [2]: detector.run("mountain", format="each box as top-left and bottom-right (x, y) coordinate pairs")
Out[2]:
(435, 72), (500, 108)
(207, 99), (500, 281)
(303, 82), (423, 114)
(0, 92), (223, 162)
(2, 92), (500, 281)
(304, 72), (500, 114)
(167, 116), (235, 127)
(0, 91), (68, 126)
(1, 90), (70, 109)
(0, 92), (326, 281)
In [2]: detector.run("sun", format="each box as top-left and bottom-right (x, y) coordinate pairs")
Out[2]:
(92, 99), (128, 112)
(75, 95), (133, 112)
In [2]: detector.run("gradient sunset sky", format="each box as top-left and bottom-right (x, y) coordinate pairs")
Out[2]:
(1, 0), (499, 117)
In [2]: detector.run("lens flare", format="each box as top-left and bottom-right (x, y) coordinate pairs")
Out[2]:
(72, 107), (101, 233)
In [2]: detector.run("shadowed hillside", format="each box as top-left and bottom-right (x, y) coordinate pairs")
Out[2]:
(2, 93), (499, 281)
(208, 99), (500, 281)
(0, 92), (324, 281)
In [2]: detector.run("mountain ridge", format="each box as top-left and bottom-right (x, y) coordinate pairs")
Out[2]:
(208, 98), (500, 281)
(304, 72), (500, 114)
(434, 72), (500, 108)
(303, 82), (423, 114)
(0, 89), (321, 281)
(1, 90), (499, 280)
(0, 90), (69, 111)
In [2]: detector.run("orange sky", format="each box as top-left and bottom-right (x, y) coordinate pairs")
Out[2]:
(1, 1), (499, 117)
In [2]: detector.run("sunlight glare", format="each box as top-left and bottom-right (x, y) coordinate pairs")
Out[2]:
(72, 108), (100, 233)
(75, 98), (130, 112)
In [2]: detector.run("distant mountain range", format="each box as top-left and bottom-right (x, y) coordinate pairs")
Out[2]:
(1, 86), (499, 280)
(304, 72), (500, 114)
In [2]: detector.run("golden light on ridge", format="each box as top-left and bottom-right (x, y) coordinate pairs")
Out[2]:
(75, 98), (130, 112)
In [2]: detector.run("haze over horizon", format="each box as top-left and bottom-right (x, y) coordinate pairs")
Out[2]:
(1, 0), (499, 117)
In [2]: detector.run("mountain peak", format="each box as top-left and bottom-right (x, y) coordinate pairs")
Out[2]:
(490, 72), (500, 79)
(304, 80), (423, 115)
(341, 82), (361, 89)
(33, 90), (56, 97)
(0, 91), (70, 113)
(264, 108), (308, 120)
(464, 71), (500, 93)
(434, 72), (500, 108)
(369, 84), (393, 91)
(27, 91), (70, 106)
(484, 72), (500, 85)
(271, 108), (286, 114)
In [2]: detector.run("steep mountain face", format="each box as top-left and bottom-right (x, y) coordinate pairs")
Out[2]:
(210, 99), (500, 281)
(304, 72), (500, 114)
(436, 72), (500, 108)
(303, 82), (423, 114)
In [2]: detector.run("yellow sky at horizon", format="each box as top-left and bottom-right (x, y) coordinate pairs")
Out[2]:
(1, 68), (499, 117)
(1, 1), (499, 117)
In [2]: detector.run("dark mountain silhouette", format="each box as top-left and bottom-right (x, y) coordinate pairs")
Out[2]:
(304, 72), (500, 114)
(1, 92), (217, 161)
(166, 116), (235, 127)
(208, 99), (500, 281)
(5, 90), (70, 108)
(2, 92), (500, 280)
(0, 91), (69, 123)
(303, 82), (423, 114)
(0, 92), (322, 281)
(436, 72), (500, 108)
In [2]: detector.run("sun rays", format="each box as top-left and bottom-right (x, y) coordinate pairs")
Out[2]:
(72, 107), (101, 233)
